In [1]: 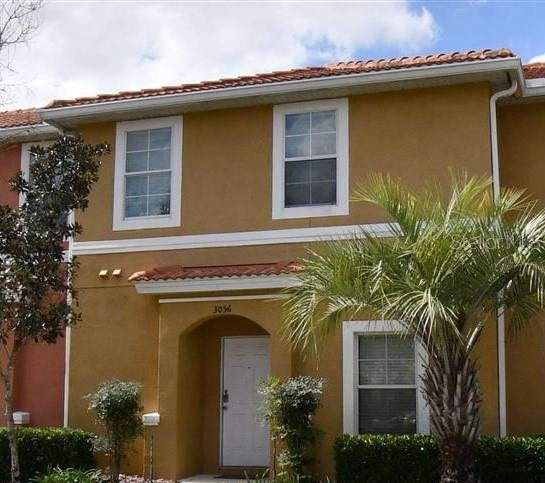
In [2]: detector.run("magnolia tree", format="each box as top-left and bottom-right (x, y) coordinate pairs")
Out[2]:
(0, 136), (108, 483)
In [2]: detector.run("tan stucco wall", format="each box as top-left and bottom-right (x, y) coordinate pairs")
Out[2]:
(70, 248), (501, 479)
(68, 285), (159, 474)
(67, 82), (501, 479)
(75, 82), (492, 241)
(499, 101), (545, 435)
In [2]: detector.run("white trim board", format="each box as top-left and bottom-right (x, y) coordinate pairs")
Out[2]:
(134, 274), (298, 294)
(71, 222), (394, 255)
(159, 294), (288, 303)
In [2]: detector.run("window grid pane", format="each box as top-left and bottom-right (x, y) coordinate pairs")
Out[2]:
(284, 111), (336, 160)
(124, 127), (172, 218)
(358, 388), (417, 434)
(284, 158), (336, 207)
(357, 334), (417, 435)
(284, 110), (337, 208)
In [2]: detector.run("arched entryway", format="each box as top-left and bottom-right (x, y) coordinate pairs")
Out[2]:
(177, 315), (270, 477)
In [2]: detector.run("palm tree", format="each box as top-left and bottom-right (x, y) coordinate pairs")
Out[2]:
(283, 174), (545, 483)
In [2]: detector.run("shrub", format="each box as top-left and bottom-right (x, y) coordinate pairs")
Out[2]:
(334, 434), (439, 483)
(476, 436), (545, 482)
(334, 434), (545, 483)
(0, 428), (95, 482)
(259, 376), (325, 479)
(31, 467), (102, 483)
(87, 379), (143, 483)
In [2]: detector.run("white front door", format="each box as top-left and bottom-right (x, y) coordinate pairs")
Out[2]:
(221, 336), (270, 467)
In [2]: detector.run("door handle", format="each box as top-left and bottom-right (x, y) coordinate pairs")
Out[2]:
(222, 389), (229, 410)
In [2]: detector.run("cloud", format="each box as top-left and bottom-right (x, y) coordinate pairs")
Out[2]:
(529, 53), (545, 64)
(3, 1), (437, 109)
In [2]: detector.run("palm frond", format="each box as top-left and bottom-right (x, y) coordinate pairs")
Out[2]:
(283, 172), (545, 357)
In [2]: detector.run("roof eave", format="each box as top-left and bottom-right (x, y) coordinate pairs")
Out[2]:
(0, 123), (59, 143)
(39, 57), (524, 129)
(132, 274), (299, 294)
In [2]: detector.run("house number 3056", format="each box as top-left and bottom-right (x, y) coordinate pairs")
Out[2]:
(214, 304), (232, 314)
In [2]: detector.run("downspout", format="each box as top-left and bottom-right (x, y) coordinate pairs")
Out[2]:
(489, 78), (518, 437)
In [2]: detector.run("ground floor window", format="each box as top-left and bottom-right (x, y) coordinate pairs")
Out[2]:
(342, 320), (429, 435)
(357, 333), (416, 434)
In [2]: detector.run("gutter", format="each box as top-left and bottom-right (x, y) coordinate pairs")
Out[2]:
(38, 57), (522, 125)
(490, 79), (518, 199)
(489, 77), (518, 438)
(0, 123), (59, 142)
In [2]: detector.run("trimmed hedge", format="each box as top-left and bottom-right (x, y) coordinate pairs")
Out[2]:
(0, 428), (95, 482)
(334, 434), (545, 483)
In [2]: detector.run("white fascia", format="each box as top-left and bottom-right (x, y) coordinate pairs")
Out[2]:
(38, 58), (523, 126)
(0, 123), (59, 143)
(133, 274), (299, 294)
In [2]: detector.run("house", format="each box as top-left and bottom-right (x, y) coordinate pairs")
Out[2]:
(7, 48), (544, 479)
(0, 108), (65, 428)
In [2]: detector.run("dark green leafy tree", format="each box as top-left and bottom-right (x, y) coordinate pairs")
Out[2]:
(258, 376), (324, 479)
(283, 174), (545, 483)
(0, 136), (108, 483)
(87, 379), (143, 483)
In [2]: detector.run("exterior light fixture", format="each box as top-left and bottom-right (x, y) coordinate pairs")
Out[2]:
(13, 411), (30, 425)
(142, 412), (160, 426)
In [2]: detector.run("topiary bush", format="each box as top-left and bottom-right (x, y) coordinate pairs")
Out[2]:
(259, 376), (325, 480)
(0, 428), (95, 482)
(334, 434), (545, 483)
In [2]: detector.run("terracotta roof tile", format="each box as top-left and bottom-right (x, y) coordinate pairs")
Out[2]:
(524, 63), (545, 80)
(45, 48), (515, 109)
(129, 261), (302, 282)
(0, 108), (41, 128)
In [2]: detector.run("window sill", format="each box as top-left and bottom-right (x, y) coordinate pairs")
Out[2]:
(272, 203), (349, 220)
(113, 214), (180, 231)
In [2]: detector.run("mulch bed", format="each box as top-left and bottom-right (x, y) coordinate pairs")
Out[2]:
(119, 476), (177, 483)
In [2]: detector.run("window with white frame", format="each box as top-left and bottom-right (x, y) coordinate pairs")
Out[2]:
(272, 98), (349, 219)
(358, 333), (416, 434)
(342, 321), (429, 436)
(113, 116), (182, 231)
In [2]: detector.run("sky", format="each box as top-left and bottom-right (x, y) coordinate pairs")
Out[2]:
(3, 0), (545, 110)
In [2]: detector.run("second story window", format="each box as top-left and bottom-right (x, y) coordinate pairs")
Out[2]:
(113, 116), (182, 231)
(125, 128), (171, 218)
(273, 98), (349, 219)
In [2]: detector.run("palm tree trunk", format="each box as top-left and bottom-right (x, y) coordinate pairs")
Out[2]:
(1, 362), (21, 483)
(421, 346), (482, 483)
